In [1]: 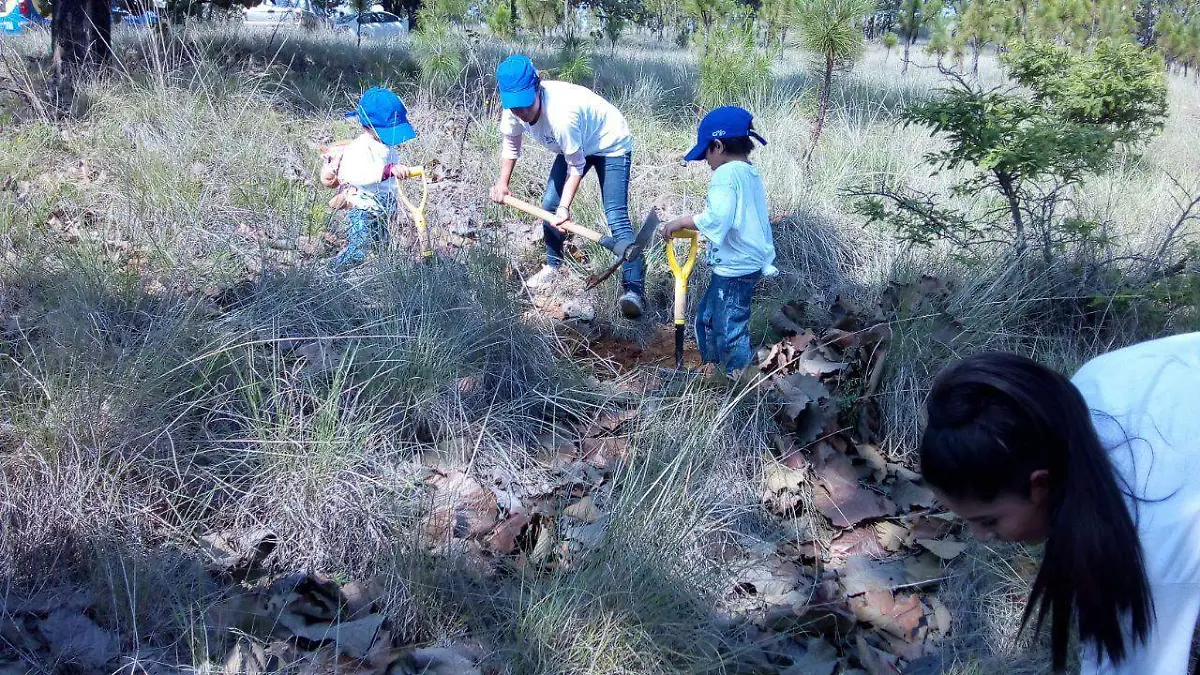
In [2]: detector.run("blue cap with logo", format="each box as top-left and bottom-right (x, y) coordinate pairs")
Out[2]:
(345, 86), (416, 147)
(683, 106), (767, 162)
(496, 54), (540, 109)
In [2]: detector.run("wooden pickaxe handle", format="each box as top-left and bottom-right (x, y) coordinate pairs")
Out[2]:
(501, 195), (605, 243)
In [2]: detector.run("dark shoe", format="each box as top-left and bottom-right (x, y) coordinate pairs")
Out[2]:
(619, 291), (644, 319)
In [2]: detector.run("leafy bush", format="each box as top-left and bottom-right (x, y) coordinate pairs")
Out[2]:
(555, 35), (595, 85)
(696, 23), (773, 108)
(412, 19), (466, 91)
(485, 0), (517, 39)
(849, 38), (1168, 263)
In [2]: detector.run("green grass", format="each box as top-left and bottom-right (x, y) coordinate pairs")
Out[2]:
(1, 21), (1198, 675)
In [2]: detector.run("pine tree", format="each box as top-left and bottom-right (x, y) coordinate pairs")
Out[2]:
(959, 0), (1000, 75)
(925, 13), (951, 66)
(796, 0), (870, 154)
(897, 0), (941, 74)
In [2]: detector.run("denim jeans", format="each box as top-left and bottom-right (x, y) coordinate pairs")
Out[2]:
(540, 152), (644, 295)
(331, 192), (398, 272)
(695, 271), (761, 374)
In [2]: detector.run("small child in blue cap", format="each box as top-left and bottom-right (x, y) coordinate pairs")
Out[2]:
(662, 106), (778, 377)
(322, 86), (418, 273)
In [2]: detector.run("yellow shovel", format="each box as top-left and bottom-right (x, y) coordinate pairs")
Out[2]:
(666, 229), (699, 370)
(394, 164), (433, 263)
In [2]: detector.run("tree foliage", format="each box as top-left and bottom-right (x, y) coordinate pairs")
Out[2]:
(796, 0), (870, 152)
(850, 38), (1168, 263)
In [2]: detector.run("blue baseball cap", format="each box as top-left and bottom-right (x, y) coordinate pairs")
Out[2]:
(496, 54), (539, 109)
(345, 87), (416, 147)
(683, 106), (767, 161)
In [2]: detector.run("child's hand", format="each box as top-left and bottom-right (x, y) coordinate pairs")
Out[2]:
(320, 164), (340, 188)
(489, 184), (511, 204)
(390, 165), (415, 180)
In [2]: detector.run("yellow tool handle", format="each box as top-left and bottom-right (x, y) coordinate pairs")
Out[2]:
(666, 229), (699, 324)
(400, 165), (424, 179)
(501, 195), (605, 243)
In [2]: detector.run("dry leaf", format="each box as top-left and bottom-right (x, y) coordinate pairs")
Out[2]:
(403, 646), (482, 675)
(856, 444), (888, 481)
(850, 591), (925, 642)
(903, 553), (945, 587)
(874, 522), (909, 553)
(774, 374), (837, 443)
(855, 635), (901, 675)
(428, 472), (499, 539)
(830, 527), (888, 560)
(780, 637), (840, 675)
(905, 515), (956, 543)
(36, 610), (120, 669)
(564, 495), (600, 523)
(916, 538), (968, 560)
(890, 480), (935, 511)
(486, 513), (530, 554)
(339, 579), (385, 619)
(812, 444), (896, 528)
(223, 638), (271, 675)
(839, 556), (907, 596)
(928, 595), (953, 637)
(764, 459), (807, 493)
(580, 436), (629, 470)
(586, 409), (637, 436)
(275, 613), (384, 659)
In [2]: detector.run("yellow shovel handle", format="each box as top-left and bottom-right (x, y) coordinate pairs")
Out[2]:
(666, 229), (699, 324)
(396, 171), (432, 259)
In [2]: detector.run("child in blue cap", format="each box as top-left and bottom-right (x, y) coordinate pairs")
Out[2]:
(662, 106), (778, 377)
(487, 54), (645, 318)
(322, 86), (418, 273)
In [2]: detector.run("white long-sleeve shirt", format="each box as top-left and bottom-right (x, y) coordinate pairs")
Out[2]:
(334, 132), (399, 196)
(499, 80), (633, 177)
(1070, 332), (1200, 674)
(692, 161), (778, 278)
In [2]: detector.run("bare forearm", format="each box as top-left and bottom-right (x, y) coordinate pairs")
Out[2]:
(559, 173), (584, 211)
(498, 157), (517, 188)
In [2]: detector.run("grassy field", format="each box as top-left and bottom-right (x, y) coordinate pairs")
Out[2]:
(1, 21), (1198, 675)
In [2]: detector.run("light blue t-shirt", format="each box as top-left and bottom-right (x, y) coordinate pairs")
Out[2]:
(692, 161), (778, 278)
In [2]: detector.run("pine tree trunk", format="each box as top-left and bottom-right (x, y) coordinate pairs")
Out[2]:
(972, 43), (980, 75)
(902, 37), (912, 74)
(52, 0), (112, 79)
(812, 53), (833, 146)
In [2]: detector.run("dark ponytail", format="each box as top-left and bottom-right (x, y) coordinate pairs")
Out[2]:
(920, 353), (1152, 670)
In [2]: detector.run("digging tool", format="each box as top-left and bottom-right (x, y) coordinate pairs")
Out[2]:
(585, 207), (660, 291)
(499, 195), (609, 245)
(666, 229), (699, 370)
(394, 164), (434, 262)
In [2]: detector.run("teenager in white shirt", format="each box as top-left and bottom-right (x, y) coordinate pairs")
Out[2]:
(919, 332), (1200, 673)
(487, 54), (644, 318)
(661, 106), (777, 377)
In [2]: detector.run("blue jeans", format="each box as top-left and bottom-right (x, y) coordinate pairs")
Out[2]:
(331, 192), (398, 272)
(540, 152), (644, 295)
(696, 271), (761, 374)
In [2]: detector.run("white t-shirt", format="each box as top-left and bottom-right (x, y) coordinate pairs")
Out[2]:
(1070, 332), (1200, 674)
(692, 161), (778, 278)
(499, 80), (633, 177)
(335, 132), (399, 197)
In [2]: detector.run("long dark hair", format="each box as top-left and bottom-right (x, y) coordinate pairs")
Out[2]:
(920, 353), (1152, 670)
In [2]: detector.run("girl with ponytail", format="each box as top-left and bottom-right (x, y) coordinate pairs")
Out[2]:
(920, 332), (1200, 673)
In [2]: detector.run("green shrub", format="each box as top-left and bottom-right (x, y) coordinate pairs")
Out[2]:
(412, 19), (466, 91)
(485, 0), (517, 39)
(696, 23), (773, 108)
(556, 35), (595, 85)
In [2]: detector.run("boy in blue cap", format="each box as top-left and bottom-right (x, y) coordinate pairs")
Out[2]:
(323, 86), (418, 273)
(662, 106), (778, 377)
(487, 54), (645, 318)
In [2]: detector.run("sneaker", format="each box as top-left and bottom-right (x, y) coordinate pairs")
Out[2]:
(618, 291), (645, 319)
(525, 264), (561, 290)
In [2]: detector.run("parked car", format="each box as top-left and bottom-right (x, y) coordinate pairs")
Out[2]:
(334, 10), (407, 39)
(244, 0), (327, 30)
(1, 0), (48, 35)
